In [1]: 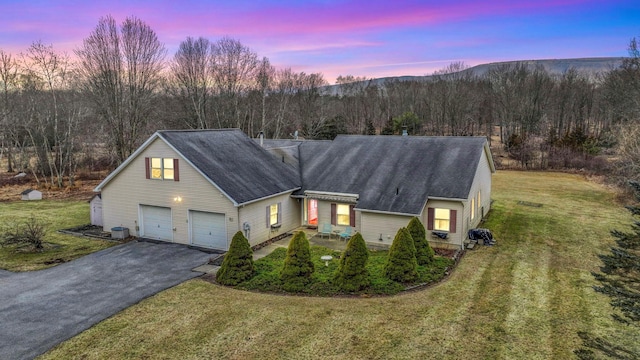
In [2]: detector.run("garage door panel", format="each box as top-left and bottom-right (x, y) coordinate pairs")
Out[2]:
(141, 205), (172, 241)
(190, 210), (227, 250)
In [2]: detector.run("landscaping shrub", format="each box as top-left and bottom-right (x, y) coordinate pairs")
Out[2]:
(1, 215), (47, 251)
(384, 227), (418, 282)
(408, 217), (434, 265)
(280, 231), (315, 292)
(333, 232), (369, 292)
(216, 231), (255, 286)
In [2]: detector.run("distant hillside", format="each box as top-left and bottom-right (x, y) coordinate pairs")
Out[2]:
(322, 57), (624, 95)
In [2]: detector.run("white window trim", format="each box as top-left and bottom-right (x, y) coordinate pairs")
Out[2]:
(150, 157), (175, 180)
(434, 208), (450, 232)
(336, 204), (350, 226)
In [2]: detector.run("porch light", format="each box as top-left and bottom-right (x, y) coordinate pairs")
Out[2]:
(173, 196), (182, 202)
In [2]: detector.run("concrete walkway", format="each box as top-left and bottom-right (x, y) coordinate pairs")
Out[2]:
(0, 241), (212, 360)
(252, 229), (348, 260)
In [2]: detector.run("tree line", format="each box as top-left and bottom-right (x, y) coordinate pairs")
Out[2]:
(1, 15), (639, 186)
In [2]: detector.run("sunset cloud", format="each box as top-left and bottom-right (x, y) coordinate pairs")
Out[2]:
(0, 0), (636, 82)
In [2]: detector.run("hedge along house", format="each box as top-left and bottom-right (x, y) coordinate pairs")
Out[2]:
(283, 135), (495, 249)
(95, 129), (494, 251)
(94, 129), (301, 251)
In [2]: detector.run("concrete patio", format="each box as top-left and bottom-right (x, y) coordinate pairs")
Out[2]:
(253, 227), (348, 260)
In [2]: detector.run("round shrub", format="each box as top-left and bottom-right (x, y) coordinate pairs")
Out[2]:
(216, 231), (255, 286)
(333, 232), (369, 292)
(384, 227), (418, 282)
(408, 217), (434, 265)
(281, 231), (315, 292)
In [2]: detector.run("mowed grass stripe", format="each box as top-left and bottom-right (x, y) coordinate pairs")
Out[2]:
(503, 247), (551, 359)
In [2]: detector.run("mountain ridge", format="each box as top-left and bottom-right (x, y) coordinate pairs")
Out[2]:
(322, 57), (625, 95)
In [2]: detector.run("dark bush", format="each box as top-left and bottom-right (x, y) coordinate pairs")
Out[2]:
(1, 215), (47, 251)
(384, 227), (418, 282)
(281, 231), (315, 292)
(216, 231), (255, 286)
(408, 217), (434, 265)
(333, 232), (369, 292)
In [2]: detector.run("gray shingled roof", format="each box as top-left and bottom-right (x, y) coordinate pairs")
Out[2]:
(295, 135), (488, 215)
(159, 130), (300, 205)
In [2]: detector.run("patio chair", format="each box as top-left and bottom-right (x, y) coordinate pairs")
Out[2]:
(319, 223), (332, 239)
(339, 226), (353, 241)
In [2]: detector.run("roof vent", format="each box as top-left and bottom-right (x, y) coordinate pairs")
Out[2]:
(259, 131), (264, 147)
(402, 126), (408, 136)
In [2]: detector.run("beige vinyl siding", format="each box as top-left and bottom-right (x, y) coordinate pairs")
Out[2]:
(360, 211), (413, 246)
(101, 138), (237, 246)
(238, 194), (300, 247)
(423, 199), (464, 249)
(463, 146), (494, 236)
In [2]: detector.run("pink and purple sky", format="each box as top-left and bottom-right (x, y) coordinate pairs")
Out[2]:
(0, 0), (637, 83)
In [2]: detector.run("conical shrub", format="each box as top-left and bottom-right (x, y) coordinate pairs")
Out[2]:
(384, 227), (418, 282)
(216, 231), (255, 286)
(281, 231), (315, 292)
(334, 232), (369, 292)
(408, 217), (434, 265)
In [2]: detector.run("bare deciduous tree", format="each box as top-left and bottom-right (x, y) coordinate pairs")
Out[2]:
(0, 49), (19, 172)
(75, 15), (166, 163)
(211, 37), (258, 129)
(168, 36), (212, 129)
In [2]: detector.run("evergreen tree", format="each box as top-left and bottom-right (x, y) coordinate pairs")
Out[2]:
(575, 181), (640, 358)
(216, 231), (254, 286)
(281, 231), (315, 292)
(408, 217), (434, 265)
(364, 119), (377, 135)
(334, 232), (370, 292)
(381, 116), (395, 135)
(384, 227), (418, 282)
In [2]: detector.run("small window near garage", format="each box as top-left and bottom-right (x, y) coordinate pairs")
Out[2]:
(146, 157), (179, 181)
(266, 203), (281, 227)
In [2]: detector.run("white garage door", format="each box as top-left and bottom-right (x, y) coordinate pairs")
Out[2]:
(141, 205), (173, 241)
(190, 210), (227, 250)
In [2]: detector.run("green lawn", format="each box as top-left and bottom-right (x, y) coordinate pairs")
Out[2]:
(0, 200), (115, 271)
(40, 171), (638, 359)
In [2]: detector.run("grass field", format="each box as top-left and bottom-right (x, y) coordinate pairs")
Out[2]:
(40, 171), (638, 359)
(0, 200), (114, 271)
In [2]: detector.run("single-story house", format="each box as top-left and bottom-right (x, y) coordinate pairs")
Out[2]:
(21, 189), (42, 201)
(95, 129), (495, 250)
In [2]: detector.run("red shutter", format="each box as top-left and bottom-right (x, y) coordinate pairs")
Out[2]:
(266, 206), (270, 228)
(349, 205), (355, 227)
(145, 157), (150, 179)
(173, 159), (179, 181)
(427, 207), (434, 230)
(330, 204), (337, 225)
(450, 209), (457, 233)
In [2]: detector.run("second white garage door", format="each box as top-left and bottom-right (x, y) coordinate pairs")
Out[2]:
(141, 205), (173, 241)
(190, 210), (227, 250)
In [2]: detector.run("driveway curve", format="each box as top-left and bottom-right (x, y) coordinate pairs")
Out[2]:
(0, 241), (212, 360)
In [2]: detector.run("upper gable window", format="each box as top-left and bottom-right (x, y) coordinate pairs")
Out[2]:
(146, 157), (179, 181)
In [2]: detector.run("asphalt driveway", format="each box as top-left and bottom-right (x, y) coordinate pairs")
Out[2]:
(0, 241), (213, 360)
